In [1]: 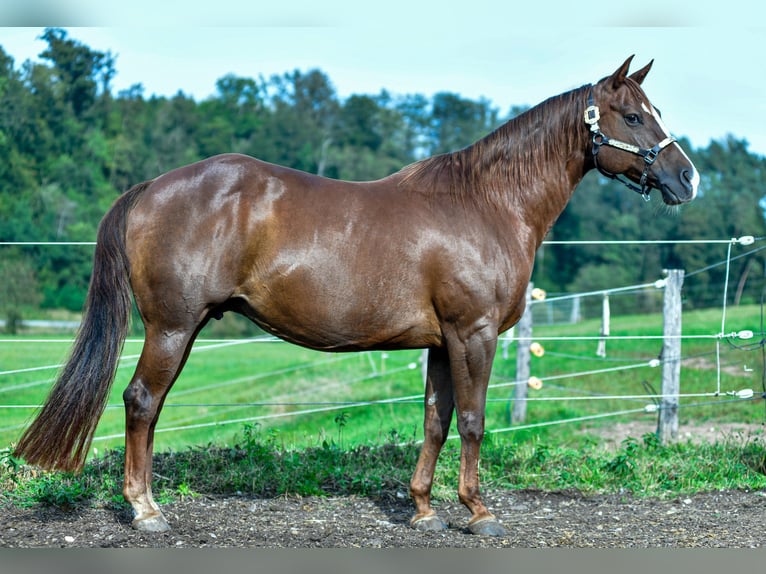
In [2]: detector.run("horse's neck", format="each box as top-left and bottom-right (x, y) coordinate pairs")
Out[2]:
(397, 88), (591, 247)
(470, 98), (591, 247)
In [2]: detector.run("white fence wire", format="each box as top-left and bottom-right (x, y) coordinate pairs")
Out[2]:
(1, 236), (764, 446)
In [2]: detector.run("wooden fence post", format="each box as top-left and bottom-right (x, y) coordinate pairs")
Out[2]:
(658, 269), (684, 445)
(511, 283), (533, 425)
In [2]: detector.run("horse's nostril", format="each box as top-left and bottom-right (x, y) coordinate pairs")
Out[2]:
(681, 169), (693, 189)
(679, 168), (700, 199)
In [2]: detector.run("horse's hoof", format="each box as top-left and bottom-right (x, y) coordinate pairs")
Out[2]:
(467, 517), (506, 536)
(132, 513), (171, 533)
(411, 514), (448, 532)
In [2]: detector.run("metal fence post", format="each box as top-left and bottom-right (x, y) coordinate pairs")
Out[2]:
(658, 269), (684, 445)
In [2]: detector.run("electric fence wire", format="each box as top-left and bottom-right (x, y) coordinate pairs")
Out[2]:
(2, 236), (765, 441)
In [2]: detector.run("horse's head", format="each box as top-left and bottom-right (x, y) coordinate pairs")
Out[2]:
(586, 56), (699, 205)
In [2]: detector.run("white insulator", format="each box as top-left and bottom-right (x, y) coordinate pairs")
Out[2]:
(737, 330), (754, 340)
(736, 235), (755, 246)
(736, 389), (754, 399)
(407, 362), (418, 369)
(648, 359), (661, 368)
(654, 279), (666, 289)
(644, 404), (658, 413)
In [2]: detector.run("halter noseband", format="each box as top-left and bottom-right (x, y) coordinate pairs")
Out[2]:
(584, 87), (676, 201)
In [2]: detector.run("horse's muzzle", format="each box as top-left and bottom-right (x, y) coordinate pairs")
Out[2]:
(659, 168), (699, 205)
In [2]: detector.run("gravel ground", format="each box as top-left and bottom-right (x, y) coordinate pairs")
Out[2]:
(3, 489), (766, 548)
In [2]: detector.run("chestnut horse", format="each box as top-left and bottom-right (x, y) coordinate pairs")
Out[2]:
(15, 57), (698, 535)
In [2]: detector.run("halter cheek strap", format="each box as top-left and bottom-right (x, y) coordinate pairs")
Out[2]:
(584, 88), (676, 200)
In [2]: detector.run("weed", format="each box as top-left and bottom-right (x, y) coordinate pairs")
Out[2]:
(1, 447), (21, 474)
(176, 482), (195, 499)
(531, 443), (550, 466)
(334, 412), (350, 448)
(26, 474), (93, 510)
(603, 437), (640, 478)
(641, 432), (662, 450)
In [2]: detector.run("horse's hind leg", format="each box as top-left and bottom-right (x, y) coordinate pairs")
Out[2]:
(122, 325), (197, 532)
(410, 346), (454, 531)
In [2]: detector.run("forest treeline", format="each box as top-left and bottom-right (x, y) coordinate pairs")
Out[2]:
(1, 29), (765, 328)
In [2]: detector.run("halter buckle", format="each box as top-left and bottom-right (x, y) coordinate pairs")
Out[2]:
(584, 105), (600, 131)
(644, 148), (659, 164)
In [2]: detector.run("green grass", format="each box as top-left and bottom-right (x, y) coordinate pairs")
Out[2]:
(1, 305), (764, 455)
(2, 427), (765, 512)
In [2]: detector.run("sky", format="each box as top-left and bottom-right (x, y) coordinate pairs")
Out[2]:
(1, 1), (765, 156)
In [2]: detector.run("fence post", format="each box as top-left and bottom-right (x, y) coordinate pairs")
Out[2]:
(511, 283), (533, 425)
(570, 295), (581, 324)
(658, 269), (684, 445)
(596, 292), (610, 357)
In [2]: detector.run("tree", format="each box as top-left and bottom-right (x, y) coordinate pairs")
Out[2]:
(395, 93), (431, 160)
(330, 91), (415, 180)
(0, 256), (42, 334)
(39, 28), (115, 120)
(196, 74), (265, 156)
(258, 69), (340, 175)
(429, 92), (500, 154)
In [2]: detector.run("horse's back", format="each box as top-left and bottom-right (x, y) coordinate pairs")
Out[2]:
(122, 154), (454, 349)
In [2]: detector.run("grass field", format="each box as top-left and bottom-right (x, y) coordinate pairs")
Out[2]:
(1, 304), (764, 459)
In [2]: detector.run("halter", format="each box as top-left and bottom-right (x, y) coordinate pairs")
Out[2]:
(584, 87), (676, 201)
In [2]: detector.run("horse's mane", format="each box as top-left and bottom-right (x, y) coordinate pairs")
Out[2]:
(398, 84), (591, 210)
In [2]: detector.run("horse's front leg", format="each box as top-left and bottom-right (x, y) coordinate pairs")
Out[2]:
(449, 328), (507, 536)
(410, 347), (454, 531)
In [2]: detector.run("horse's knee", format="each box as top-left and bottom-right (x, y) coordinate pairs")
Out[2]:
(456, 410), (485, 442)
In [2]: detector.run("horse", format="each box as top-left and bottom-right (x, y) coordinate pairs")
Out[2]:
(14, 56), (698, 536)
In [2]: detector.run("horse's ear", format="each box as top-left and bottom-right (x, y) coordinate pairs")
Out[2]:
(629, 60), (654, 85)
(609, 55), (635, 90)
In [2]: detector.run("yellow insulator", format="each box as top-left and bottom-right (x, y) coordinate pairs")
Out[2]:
(531, 288), (547, 301)
(530, 342), (545, 357)
(527, 376), (543, 390)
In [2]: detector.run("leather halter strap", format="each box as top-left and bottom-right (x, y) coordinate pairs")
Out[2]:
(584, 87), (676, 200)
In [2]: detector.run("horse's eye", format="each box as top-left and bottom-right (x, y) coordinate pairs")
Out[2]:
(624, 114), (641, 126)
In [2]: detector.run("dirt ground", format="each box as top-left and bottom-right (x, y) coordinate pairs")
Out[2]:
(3, 422), (765, 548)
(3, 489), (766, 548)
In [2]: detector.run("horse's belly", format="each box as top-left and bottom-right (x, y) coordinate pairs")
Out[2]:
(238, 268), (441, 351)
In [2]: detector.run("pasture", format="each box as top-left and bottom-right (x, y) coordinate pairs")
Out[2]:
(2, 303), (763, 457)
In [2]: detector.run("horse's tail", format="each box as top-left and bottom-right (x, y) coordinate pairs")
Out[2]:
(13, 180), (152, 473)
